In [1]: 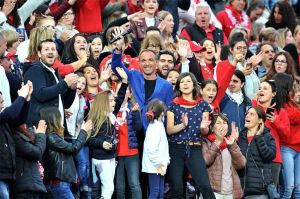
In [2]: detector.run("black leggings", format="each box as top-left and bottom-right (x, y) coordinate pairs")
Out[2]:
(167, 143), (216, 199)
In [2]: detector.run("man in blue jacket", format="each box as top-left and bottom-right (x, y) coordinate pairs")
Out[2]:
(111, 39), (173, 132)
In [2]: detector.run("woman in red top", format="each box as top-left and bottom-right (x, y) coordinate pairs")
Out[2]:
(252, 78), (290, 186)
(216, 0), (251, 38)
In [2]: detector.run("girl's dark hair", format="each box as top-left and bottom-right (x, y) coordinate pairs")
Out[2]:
(272, 73), (293, 107)
(146, 99), (167, 122)
(229, 33), (248, 49)
(40, 107), (64, 136)
(174, 73), (200, 99)
(251, 106), (266, 122)
(246, 0), (265, 17)
(268, 1), (297, 33)
(61, 33), (87, 64)
(87, 34), (103, 68)
(209, 112), (229, 133)
(14, 124), (35, 142)
(220, 45), (230, 61)
(265, 51), (296, 81)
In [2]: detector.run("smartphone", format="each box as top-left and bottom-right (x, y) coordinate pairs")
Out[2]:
(266, 107), (275, 115)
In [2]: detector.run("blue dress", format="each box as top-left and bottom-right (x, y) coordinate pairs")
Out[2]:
(168, 100), (211, 143)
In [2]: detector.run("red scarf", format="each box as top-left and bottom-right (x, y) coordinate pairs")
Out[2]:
(173, 96), (202, 106)
(207, 133), (228, 151)
(225, 5), (244, 23)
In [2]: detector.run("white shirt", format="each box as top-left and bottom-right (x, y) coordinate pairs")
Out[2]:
(142, 120), (170, 174)
(0, 65), (11, 108)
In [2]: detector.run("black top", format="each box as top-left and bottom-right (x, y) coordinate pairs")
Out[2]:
(144, 79), (156, 100)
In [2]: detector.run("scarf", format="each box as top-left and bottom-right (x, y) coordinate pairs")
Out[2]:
(224, 5), (249, 28)
(173, 96), (202, 106)
(226, 89), (244, 105)
(207, 133), (228, 151)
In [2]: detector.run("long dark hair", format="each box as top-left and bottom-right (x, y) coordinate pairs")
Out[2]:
(272, 73), (293, 107)
(14, 124), (35, 142)
(174, 73), (200, 99)
(268, 1), (297, 33)
(40, 107), (64, 136)
(61, 33), (87, 64)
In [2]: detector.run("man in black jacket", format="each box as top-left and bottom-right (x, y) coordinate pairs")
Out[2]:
(180, 2), (228, 45)
(24, 39), (78, 128)
(0, 82), (32, 199)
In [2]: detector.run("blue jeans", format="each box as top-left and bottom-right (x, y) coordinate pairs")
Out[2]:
(75, 145), (90, 192)
(280, 146), (300, 199)
(148, 173), (164, 199)
(45, 182), (75, 199)
(0, 180), (9, 199)
(115, 154), (142, 199)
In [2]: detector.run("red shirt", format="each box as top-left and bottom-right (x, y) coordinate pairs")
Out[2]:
(201, 63), (214, 80)
(247, 136), (254, 143)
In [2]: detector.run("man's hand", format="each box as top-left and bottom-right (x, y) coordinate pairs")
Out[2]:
(64, 73), (78, 90)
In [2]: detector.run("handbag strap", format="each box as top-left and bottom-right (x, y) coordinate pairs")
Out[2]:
(249, 148), (267, 186)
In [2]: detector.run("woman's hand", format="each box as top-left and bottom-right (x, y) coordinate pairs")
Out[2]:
(224, 136), (235, 145)
(127, 11), (145, 23)
(99, 65), (113, 84)
(266, 112), (276, 123)
(155, 164), (166, 176)
(230, 122), (239, 140)
(232, 53), (244, 67)
(81, 120), (93, 137)
(34, 120), (47, 134)
(181, 113), (188, 128)
(257, 122), (264, 135)
(103, 141), (113, 150)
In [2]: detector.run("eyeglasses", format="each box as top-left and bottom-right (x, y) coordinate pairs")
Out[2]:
(62, 12), (74, 18)
(275, 59), (287, 64)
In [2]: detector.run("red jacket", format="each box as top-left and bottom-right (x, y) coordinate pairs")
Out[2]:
(282, 102), (300, 152)
(74, 0), (110, 33)
(216, 5), (251, 38)
(252, 100), (290, 163)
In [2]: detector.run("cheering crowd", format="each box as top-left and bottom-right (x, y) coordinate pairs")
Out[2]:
(0, 0), (300, 198)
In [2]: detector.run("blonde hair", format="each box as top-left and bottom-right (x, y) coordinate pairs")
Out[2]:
(88, 90), (112, 136)
(140, 34), (165, 52)
(293, 25), (300, 37)
(157, 10), (171, 21)
(1, 29), (19, 49)
(259, 27), (279, 43)
(28, 27), (55, 59)
(277, 28), (293, 49)
(35, 15), (55, 28)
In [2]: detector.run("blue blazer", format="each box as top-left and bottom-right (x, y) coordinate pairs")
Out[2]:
(111, 51), (173, 131)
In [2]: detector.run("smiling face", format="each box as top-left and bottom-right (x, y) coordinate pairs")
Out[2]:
(140, 51), (157, 76)
(158, 54), (174, 77)
(195, 6), (210, 30)
(231, 0), (246, 12)
(258, 81), (274, 104)
(228, 74), (244, 93)
(59, 9), (75, 26)
(179, 75), (194, 96)
(142, 0), (158, 15)
(38, 41), (57, 67)
(201, 40), (216, 62)
(274, 54), (287, 73)
(83, 66), (99, 88)
(245, 108), (261, 129)
(201, 83), (217, 104)
(261, 44), (275, 67)
(90, 37), (102, 59)
(74, 35), (88, 57)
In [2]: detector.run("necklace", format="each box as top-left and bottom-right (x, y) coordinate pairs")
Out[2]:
(225, 8), (249, 28)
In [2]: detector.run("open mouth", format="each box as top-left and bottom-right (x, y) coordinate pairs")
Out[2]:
(208, 96), (214, 100)
(80, 47), (86, 51)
